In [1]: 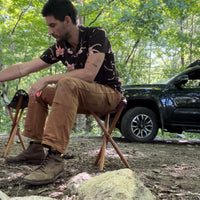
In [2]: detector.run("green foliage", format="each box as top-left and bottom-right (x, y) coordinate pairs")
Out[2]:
(157, 129), (200, 140)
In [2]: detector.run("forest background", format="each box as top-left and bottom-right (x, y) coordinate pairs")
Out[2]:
(0, 0), (200, 139)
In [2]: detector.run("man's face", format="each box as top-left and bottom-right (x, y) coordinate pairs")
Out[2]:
(45, 15), (70, 41)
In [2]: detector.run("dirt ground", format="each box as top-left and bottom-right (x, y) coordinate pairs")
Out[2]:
(0, 134), (200, 200)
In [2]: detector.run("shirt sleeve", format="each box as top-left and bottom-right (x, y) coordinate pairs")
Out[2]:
(40, 44), (60, 64)
(87, 28), (110, 55)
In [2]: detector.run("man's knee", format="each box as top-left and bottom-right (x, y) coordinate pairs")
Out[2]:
(57, 77), (80, 92)
(36, 85), (55, 105)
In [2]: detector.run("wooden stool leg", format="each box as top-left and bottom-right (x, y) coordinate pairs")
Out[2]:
(4, 97), (26, 157)
(99, 114), (110, 170)
(99, 134), (107, 171)
(94, 114), (109, 166)
(4, 124), (19, 157)
(106, 136), (130, 168)
(15, 108), (26, 150)
(92, 111), (130, 170)
(17, 130), (26, 150)
(108, 106), (124, 134)
(94, 148), (101, 165)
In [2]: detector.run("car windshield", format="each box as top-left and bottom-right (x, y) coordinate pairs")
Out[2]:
(155, 79), (169, 84)
(166, 66), (200, 86)
(165, 75), (178, 84)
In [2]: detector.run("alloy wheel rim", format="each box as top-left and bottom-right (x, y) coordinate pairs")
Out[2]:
(131, 114), (153, 139)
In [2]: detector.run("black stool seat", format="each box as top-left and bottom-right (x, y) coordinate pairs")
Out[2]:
(2, 89), (29, 109)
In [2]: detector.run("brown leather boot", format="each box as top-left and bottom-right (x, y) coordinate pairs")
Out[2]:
(24, 149), (64, 185)
(5, 141), (45, 164)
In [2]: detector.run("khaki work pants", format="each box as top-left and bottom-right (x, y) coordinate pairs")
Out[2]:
(23, 77), (122, 153)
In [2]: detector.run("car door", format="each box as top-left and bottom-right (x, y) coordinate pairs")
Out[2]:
(167, 69), (200, 124)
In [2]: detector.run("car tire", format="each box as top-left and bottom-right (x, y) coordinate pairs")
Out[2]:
(120, 107), (158, 142)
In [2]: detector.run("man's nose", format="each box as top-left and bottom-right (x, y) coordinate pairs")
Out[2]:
(49, 28), (53, 35)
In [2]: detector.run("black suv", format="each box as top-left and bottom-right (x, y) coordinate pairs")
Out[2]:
(118, 60), (200, 142)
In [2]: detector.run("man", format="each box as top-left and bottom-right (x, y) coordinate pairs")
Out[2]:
(0, 0), (122, 185)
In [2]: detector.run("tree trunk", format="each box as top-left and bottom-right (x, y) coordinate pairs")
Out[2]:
(0, 40), (3, 131)
(189, 15), (194, 63)
(180, 17), (185, 67)
(73, 114), (87, 133)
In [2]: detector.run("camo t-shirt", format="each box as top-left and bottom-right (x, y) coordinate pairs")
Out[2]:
(40, 26), (121, 92)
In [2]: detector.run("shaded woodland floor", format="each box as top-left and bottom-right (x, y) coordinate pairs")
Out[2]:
(0, 134), (200, 199)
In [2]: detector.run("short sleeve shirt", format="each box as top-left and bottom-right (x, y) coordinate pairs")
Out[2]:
(40, 26), (121, 92)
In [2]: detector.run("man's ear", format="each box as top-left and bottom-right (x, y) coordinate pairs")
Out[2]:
(64, 16), (72, 25)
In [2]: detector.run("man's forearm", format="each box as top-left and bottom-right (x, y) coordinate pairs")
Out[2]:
(44, 69), (94, 85)
(0, 64), (24, 82)
(0, 58), (51, 83)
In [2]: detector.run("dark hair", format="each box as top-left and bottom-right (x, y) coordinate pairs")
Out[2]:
(42, 0), (77, 25)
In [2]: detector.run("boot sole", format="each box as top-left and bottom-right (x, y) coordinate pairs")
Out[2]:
(23, 171), (64, 185)
(5, 159), (44, 165)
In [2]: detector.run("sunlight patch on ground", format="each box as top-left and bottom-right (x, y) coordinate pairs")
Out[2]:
(86, 148), (133, 158)
(0, 172), (24, 181)
(164, 164), (196, 178)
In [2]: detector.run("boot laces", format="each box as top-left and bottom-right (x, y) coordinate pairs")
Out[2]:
(36, 149), (60, 172)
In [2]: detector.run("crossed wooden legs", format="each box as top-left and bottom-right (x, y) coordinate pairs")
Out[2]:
(91, 105), (130, 171)
(4, 96), (26, 157)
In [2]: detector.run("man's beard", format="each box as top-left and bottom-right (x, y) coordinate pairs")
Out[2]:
(56, 31), (71, 42)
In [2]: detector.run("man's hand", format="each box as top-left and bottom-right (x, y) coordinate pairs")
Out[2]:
(28, 78), (47, 102)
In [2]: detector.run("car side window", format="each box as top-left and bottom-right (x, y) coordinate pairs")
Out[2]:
(182, 68), (200, 88)
(184, 79), (200, 88)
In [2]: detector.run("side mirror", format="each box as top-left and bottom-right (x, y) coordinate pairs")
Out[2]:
(174, 75), (189, 88)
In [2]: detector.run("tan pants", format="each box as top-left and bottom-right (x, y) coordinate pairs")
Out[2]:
(23, 77), (122, 153)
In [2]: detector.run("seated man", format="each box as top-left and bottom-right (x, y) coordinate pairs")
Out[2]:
(0, 0), (122, 185)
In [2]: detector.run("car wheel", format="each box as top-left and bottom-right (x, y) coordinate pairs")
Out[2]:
(120, 107), (158, 142)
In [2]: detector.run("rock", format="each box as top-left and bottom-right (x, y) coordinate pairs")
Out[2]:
(0, 190), (9, 200)
(0, 191), (55, 200)
(10, 196), (55, 200)
(78, 168), (156, 200)
(67, 172), (93, 194)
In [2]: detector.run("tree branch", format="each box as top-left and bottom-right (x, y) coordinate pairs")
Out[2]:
(88, 0), (115, 26)
(125, 38), (140, 65)
(88, 10), (103, 26)
(11, 0), (33, 36)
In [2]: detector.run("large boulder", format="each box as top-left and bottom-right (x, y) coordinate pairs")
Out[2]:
(10, 197), (54, 200)
(0, 191), (9, 200)
(77, 169), (156, 200)
(67, 172), (93, 194)
(0, 191), (54, 200)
